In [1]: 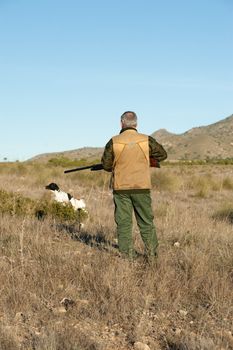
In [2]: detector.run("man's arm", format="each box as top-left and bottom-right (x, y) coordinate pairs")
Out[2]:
(149, 136), (167, 162)
(101, 139), (114, 172)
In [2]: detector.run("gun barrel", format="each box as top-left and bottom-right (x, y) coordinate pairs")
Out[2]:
(64, 163), (103, 174)
(64, 165), (93, 174)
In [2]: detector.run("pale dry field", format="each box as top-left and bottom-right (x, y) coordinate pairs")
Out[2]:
(0, 162), (232, 350)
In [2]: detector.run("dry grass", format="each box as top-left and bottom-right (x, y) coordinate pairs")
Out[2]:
(0, 162), (232, 350)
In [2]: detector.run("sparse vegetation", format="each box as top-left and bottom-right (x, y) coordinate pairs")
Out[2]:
(212, 203), (233, 224)
(151, 170), (183, 192)
(222, 177), (233, 190)
(48, 157), (90, 167)
(0, 162), (232, 349)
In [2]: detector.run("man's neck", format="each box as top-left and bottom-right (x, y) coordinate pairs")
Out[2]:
(120, 127), (137, 133)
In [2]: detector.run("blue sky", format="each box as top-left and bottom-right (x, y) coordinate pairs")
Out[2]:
(0, 0), (232, 161)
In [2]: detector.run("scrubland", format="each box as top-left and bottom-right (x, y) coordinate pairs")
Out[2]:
(0, 161), (232, 350)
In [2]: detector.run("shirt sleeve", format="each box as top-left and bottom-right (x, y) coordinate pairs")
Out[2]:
(149, 136), (167, 161)
(101, 139), (114, 172)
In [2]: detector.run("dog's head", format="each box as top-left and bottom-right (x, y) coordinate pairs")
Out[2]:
(45, 183), (60, 191)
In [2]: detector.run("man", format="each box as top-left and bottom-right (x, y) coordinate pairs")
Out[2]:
(101, 111), (167, 260)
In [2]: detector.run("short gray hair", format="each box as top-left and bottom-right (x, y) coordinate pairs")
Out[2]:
(120, 111), (137, 127)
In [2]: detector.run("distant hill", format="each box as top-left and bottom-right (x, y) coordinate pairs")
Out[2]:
(152, 114), (233, 160)
(29, 147), (104, 163)
(29, 114), (233, 162)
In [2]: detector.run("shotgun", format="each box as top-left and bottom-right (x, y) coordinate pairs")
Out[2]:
(64, 157), (160, 174)
(64, 163), (103, 173)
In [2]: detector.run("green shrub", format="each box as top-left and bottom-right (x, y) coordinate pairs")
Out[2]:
(0, 189), (35, 216)
(0, 189), (88, 224)
(36, 201), (88, 223)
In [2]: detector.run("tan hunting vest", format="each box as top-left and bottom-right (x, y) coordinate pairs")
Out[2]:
(112, 129), (151, 190)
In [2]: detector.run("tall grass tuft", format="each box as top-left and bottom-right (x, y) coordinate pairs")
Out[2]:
(212, 203), (233, 224)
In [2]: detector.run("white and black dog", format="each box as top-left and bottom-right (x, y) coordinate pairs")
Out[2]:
(45, 183), (86, 211)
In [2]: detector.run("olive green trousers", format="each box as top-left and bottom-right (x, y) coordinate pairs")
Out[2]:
(113, 191), (158, 258)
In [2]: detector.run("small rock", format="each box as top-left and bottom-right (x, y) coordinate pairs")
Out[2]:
(134, 342), (151, 350)
(179, 309), (188, 317)
(174, 242), (180, 247)
(14, 312), (27, 323)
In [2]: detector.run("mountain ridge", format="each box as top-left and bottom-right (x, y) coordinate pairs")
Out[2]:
(30, 114), (233, 161)
(151, 114), (233, 160)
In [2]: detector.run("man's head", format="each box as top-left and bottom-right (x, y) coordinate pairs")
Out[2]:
(120, 111), (137, 129)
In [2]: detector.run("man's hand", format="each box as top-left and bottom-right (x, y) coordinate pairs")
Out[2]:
(150, 157), (160, 168)
(91, 164), (104, 171)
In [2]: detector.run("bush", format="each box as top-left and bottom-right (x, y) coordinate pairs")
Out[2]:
(0, 189), (88, 224)
(36, 201), (88, 223)
(0, 189), (35, 216)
